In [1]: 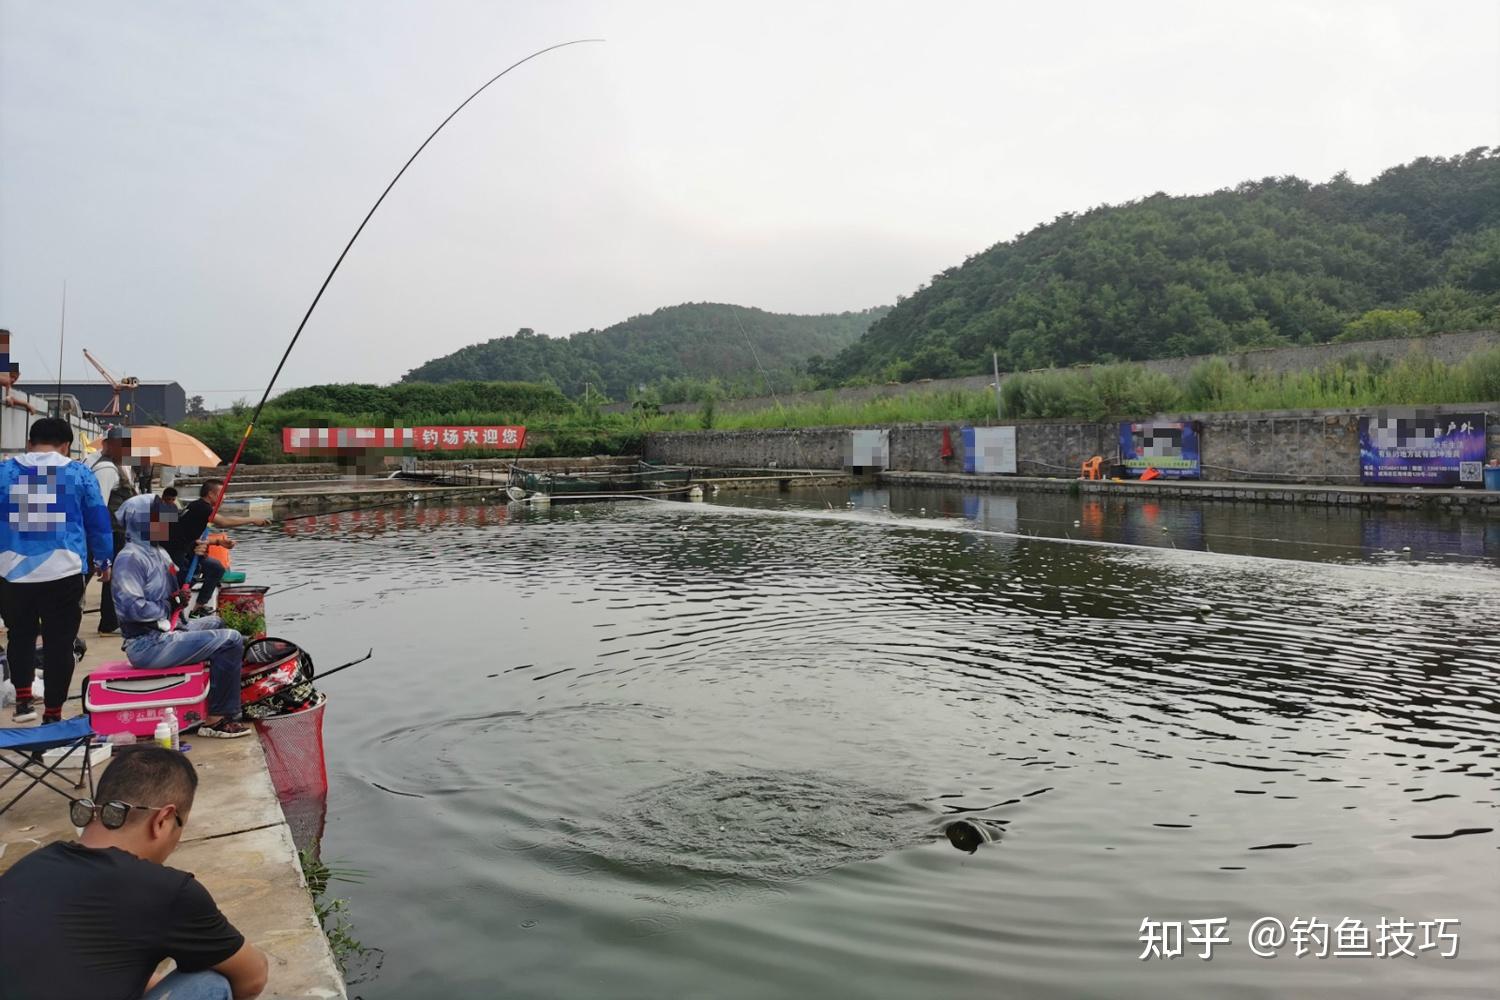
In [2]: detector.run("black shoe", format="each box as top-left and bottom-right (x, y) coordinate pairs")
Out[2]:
(12, 698), (37, 723)
(73, 638), (87, 660)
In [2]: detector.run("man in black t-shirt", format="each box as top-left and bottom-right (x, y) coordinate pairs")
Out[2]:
(0, 746), (268, 1000)
(167, 479), (269, 617)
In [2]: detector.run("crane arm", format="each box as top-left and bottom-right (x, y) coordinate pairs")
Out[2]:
(82, 348), (123, 390)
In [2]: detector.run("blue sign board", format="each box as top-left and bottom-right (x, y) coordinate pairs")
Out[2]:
(1119, 421), (1201, 479)
(1359, 412), (1486, 486)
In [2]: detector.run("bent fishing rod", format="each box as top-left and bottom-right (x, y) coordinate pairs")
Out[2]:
(181, 37), (603, 584)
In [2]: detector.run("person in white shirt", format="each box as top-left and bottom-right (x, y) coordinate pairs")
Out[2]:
(84, 425), (137, 634)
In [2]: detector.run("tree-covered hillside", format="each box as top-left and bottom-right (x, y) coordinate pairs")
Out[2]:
(403, 303), (888, 399)
(824, 148), (1500, 383)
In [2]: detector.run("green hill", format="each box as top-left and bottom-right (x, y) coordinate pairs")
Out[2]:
(403, 302), (888, 400)
(824, 148), (1500, 383)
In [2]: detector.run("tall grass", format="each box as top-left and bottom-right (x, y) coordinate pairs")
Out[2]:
(650, 389), (999, 431)
(183, 350), (1500, 460)
(992, 350), (1500, 420)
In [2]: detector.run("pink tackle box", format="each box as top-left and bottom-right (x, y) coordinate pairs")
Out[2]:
(84, 662), (210, 739)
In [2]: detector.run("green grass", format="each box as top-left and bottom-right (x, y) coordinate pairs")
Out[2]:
(297, 844), (369, 975)
(183, 349), (1500, 460)
(994, 349), (1500, 420)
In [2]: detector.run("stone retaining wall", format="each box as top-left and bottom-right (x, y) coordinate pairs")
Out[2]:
(644, 402), (1500, 485)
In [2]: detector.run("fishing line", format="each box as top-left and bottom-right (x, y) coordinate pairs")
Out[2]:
(54, 281), (66, 422)
(181, 37), (604, 584)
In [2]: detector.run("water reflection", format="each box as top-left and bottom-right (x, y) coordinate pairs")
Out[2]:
(234, 488), (1500, 1000)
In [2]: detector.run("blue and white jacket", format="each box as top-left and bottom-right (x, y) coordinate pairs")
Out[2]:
(111, 494), (179, 628)
(0, 451), (114, 583)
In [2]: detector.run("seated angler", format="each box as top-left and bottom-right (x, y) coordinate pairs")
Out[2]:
(111, 494), (251, 739)
(0, 745), (269, 999)
(167, 479), (268, 618)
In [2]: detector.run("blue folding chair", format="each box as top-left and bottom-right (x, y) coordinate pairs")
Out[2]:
(0, 716), (99, 818)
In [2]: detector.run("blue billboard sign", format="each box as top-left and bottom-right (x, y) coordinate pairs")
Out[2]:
(1359, 412), (1486, 486)
(1119, 421), (1201, 479)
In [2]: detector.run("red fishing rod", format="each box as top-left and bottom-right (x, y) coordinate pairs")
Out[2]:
(181, 38), (603, 585)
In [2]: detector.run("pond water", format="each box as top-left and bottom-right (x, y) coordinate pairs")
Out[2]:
(237, 487), (1500, 999)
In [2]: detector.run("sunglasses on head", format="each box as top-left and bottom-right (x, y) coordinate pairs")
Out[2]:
(69, 798), (183, 830)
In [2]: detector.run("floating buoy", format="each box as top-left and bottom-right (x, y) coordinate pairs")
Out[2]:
(688, 486), (705, 502)
(532, 493), (551, 507)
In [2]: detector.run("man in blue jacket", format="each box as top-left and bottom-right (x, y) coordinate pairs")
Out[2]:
(0, 417), (115, 724)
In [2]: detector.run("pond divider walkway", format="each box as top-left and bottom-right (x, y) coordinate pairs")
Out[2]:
(204, 467), (1499, 517)
(0, 580), (346, 999)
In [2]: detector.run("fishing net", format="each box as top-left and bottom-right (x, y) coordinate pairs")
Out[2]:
(254, 692), (328, 800)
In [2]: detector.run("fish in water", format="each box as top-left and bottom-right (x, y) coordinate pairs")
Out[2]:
(944, 819), (1002, 854)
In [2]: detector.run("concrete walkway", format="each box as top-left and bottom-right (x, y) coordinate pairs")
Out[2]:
(0, 580), (346, 999)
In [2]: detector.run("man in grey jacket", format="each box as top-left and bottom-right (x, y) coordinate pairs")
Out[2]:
(111, 494), (249, 739)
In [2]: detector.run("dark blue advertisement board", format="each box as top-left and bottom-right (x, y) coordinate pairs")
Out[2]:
(1119, 421), (1201, 479)
(1359, 412), (1486, 487)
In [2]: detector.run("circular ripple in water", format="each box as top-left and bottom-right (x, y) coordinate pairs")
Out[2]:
(570, 770), (934, 881)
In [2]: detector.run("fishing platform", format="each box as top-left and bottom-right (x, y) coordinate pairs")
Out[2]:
(0, 580), (346, 1000)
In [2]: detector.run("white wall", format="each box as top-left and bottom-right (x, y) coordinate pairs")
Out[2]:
(1, 387), (105, 459)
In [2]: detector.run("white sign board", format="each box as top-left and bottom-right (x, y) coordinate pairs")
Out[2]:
(846, 429), (890, 469)
(963, 426), (1017, 474)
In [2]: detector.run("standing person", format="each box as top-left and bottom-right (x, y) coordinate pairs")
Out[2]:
(0, 417), (114, 724)
(84, 424), (137, 634)
(113, 494), (250, 738)
(0, 745), (269, 999)
(167, 479), (268, 617)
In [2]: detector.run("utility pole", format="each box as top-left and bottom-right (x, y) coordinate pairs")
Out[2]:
(992, 352), (1004, 421)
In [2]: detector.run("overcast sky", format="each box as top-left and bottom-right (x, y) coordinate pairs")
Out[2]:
(2, 1), (1497, 402)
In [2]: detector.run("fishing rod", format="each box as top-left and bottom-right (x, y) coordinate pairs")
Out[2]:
(181, 37), (603, 586)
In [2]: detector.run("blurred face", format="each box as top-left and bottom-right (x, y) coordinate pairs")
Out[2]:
(204, 483), (223, 505)
(149, 505), (177, 542)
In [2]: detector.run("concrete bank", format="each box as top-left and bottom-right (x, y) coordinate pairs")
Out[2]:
(644, 402), (1500, 487)
(878, 470), (1500, 512)
(0, 581), (346, 999)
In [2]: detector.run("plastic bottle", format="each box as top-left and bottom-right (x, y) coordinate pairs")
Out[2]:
(154, 721), (172, 750)
(164, 708), (179, 751)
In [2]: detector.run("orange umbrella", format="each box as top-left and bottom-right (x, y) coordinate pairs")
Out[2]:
(125, 425), (221, 468)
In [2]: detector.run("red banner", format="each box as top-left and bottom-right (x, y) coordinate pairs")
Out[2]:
(282, 427), (407, 454)
(413, 425), (526, 451)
